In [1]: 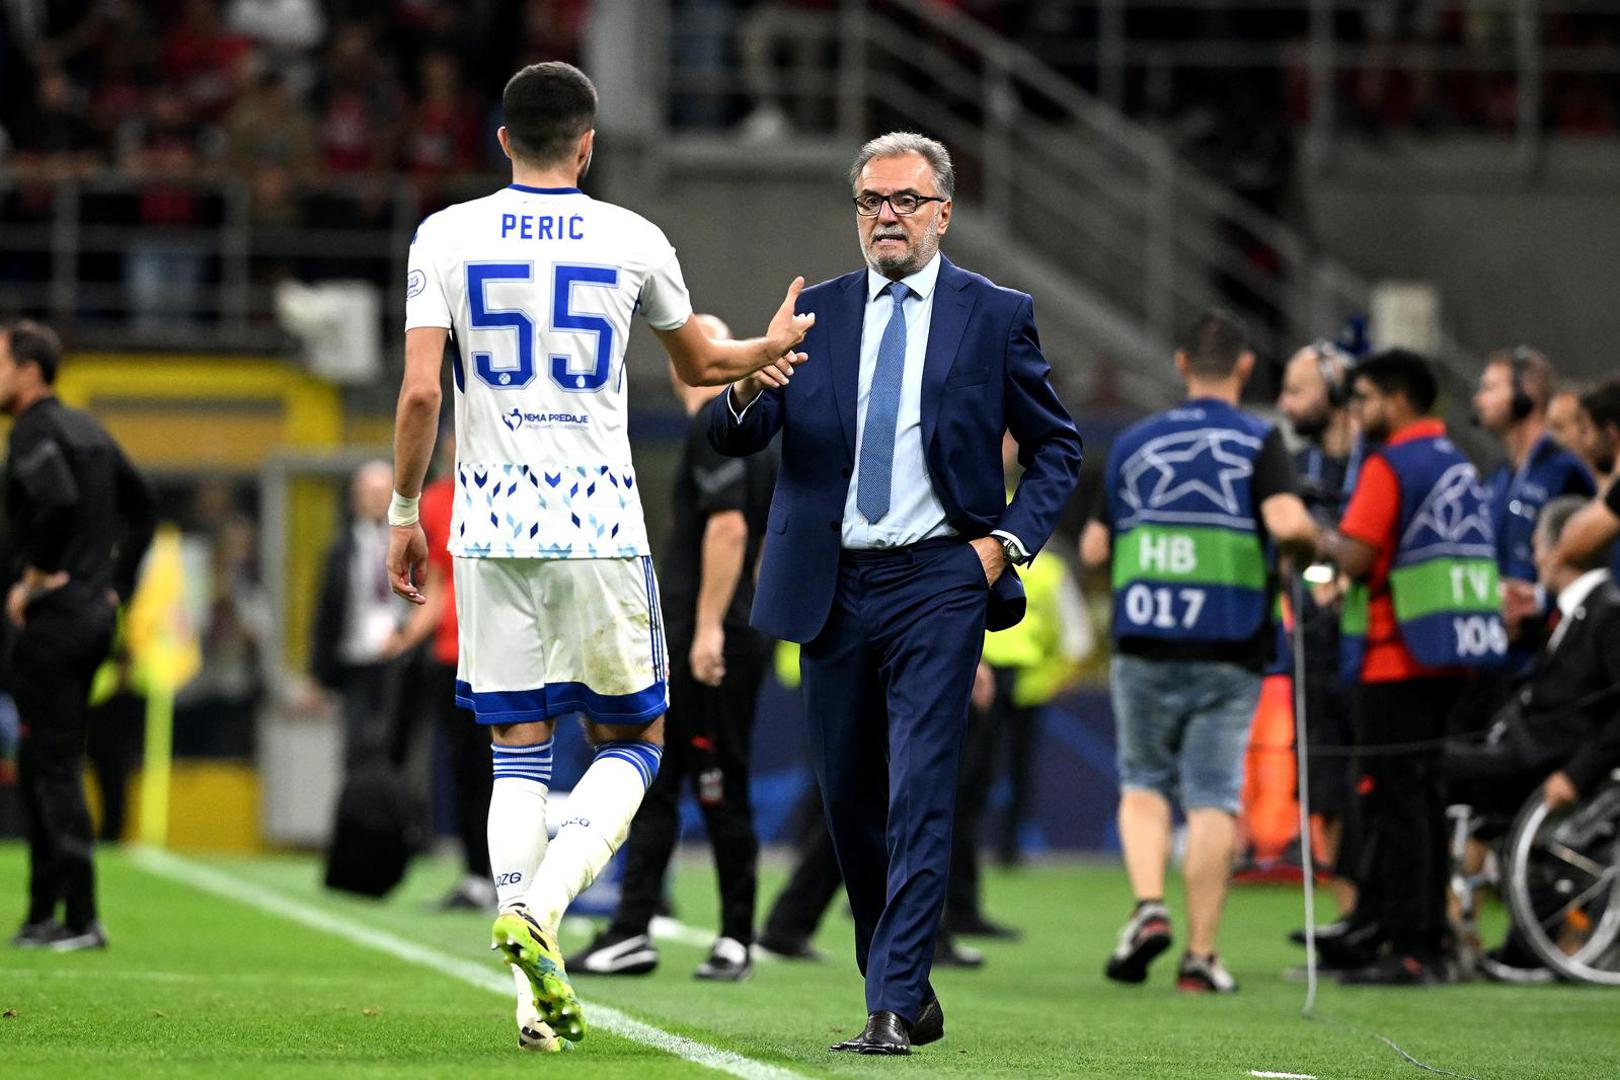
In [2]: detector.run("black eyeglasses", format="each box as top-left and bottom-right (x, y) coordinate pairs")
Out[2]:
(852, 192), (945, 217)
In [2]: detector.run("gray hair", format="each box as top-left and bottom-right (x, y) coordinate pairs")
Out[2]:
(849, 132), (955, 201)
(1536, 494), (1607, 572)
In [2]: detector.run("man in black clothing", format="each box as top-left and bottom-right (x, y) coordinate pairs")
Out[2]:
(310, 461), (403, 767)
(569, 316), (776, 981)
(1276, 341), (1361, 915)
(1445, 495), (1620, 981)
(2, 320), (156, 952)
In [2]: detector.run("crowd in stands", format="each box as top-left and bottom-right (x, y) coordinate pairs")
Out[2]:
(0, 0), (589, 206)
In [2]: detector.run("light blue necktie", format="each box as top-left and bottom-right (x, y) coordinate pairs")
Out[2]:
(857, 282), (909, 523)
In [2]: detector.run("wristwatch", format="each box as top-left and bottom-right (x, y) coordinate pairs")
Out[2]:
(995, 532), (1031, 567)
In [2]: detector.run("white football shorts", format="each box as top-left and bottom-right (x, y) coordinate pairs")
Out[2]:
(452, 555), (669, 726)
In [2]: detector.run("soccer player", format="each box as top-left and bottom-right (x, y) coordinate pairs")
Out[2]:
(385, 62), (811, 1050)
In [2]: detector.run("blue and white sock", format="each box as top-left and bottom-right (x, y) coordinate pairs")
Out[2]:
(487, 739), (553, 911)
(527, 740), (663, 933)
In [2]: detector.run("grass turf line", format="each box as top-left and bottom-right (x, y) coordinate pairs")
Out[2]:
(2, 843), (1616, 1078)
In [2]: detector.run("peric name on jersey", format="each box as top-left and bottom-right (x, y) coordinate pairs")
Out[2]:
(500, 213), (586, 241)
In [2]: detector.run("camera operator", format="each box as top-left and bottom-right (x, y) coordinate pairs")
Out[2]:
(1275, 341), (1361, 918)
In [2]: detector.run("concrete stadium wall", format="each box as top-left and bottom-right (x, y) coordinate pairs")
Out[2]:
(1299, 139), (1620, 379)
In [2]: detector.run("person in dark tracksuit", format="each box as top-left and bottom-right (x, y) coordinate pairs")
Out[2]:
(569, 317), (776, 982)
(2, 320), (156, 952)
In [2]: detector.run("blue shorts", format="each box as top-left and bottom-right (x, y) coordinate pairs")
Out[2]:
(1110, 653), (1261, 813)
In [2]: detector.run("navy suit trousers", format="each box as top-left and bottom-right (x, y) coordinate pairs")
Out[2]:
(801, 538), (989, 1022)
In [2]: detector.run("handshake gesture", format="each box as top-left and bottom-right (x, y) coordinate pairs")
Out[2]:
(734, 277), (813, 408)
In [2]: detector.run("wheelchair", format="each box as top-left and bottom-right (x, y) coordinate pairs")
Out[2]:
(1450, 768), (1620, 985)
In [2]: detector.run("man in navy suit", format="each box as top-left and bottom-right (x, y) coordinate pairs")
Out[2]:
(710, 132), (1082, 1054)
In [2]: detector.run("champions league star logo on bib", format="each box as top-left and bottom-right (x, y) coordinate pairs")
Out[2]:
(1400, 461), (1494, 555)
(1118, 429), (1262, 524)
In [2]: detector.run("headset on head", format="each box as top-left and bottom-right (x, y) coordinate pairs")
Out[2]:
(1311, 339), (1354, 409)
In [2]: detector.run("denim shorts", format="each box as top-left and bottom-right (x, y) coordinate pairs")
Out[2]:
(1110, 653), (1262, 813)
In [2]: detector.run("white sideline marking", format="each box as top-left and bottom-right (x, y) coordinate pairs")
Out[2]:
(1250, 1071), (1317, 1079)
(129, 848), (807, 1080)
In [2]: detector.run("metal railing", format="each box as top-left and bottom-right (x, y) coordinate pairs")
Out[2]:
(660, 0), (1381, 383)
(1006, 0), (1620, 172)
(0, 172), (497, 353)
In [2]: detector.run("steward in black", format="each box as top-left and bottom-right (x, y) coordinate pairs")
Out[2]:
(2, 320), (155, 950)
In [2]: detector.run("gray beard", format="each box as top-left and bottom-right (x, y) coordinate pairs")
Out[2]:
(862, 224), (939, 279)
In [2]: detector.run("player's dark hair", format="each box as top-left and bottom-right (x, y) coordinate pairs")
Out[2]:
(1580, 377), (1620, 432)
(1178, 309), (1249, 378)
(1354, 348), (1439, 415)
(2, 318), (62, 385)
(502, 62), (597, 167)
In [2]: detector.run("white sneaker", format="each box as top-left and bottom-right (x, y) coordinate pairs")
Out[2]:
(1176, 951), (1238, 993)
(694, 936), (753, 981)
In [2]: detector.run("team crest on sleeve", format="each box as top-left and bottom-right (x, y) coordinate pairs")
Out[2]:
(407, 269), (426, 298)
(1119, 429), (1261, 524)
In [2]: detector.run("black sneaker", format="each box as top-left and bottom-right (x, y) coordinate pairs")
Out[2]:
(1315, 920), (1385, 969)
(11, 919), (66, 948)
(435, 877), (497, 912)
(932, 935), (985, 969)
(565, 930), (658, 975)
(946, 913), (1023, 940)
(1288, 917), (1371, 947)
(694, 937), (752, 982)
(1338, 953), (1454, 987)
(1176, 951), (1238, 993)
(1105, 902), (1172, 984)
(50, 922), (108, 952)
(756, 931), (824, 961)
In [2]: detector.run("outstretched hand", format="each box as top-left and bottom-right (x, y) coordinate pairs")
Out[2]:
(764, 276), (815, 359)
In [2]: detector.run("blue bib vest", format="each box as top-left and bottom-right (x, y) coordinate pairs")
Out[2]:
(1340, 433), (1508, 680)
(1106, 400), (1271, 644)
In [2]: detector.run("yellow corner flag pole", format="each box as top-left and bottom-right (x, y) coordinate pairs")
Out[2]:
(127, 525), (200, 849)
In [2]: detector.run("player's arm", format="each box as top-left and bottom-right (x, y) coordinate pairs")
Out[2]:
(690, 509), (748, 687)
(1080, 469), (1114, 570)
(654, 277), (813, 389)
(1079, 520), (1110, 569)
(387, 326), (446, 604)
(1252, 428), (1318, 564)
(1261, 495), (1318, 563)
(1323, 454), (1396, 580)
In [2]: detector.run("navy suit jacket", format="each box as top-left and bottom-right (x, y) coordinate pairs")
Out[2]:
(708, 256), (1083, 643)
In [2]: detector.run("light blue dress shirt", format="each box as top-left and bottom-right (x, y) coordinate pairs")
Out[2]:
(842, 255), (956, 550)
(728, 252), (1029, 560)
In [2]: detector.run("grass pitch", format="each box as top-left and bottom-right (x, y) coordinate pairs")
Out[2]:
(1, 842), (1615, 1078)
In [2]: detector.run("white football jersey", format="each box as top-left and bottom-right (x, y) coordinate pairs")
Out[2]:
(405, 183), (693, 559)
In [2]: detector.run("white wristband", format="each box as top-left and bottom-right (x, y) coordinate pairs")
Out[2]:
(387, 491), (420, 527)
